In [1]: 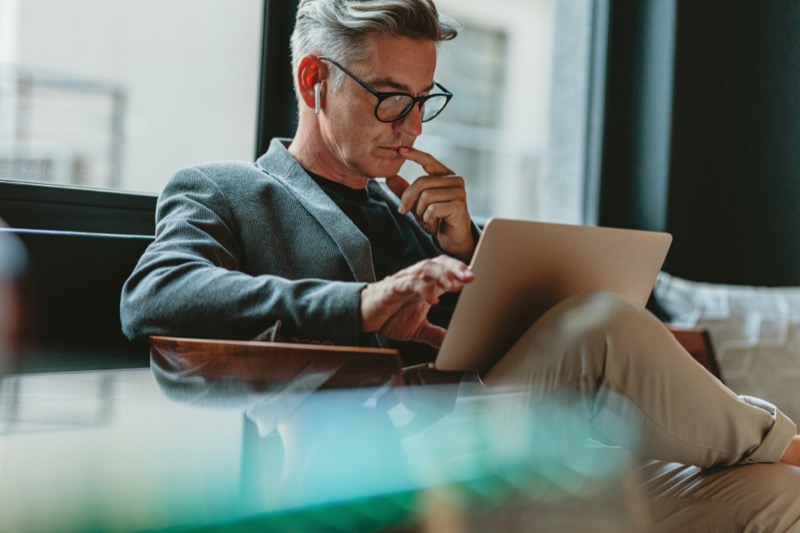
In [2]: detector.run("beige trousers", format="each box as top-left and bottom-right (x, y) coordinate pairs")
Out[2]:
(485, 292), (800, 532)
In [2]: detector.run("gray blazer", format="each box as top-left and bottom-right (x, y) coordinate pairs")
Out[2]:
(120, 138), (444, 346)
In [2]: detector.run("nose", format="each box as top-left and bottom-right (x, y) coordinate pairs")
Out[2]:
(394, 104), (423, 137)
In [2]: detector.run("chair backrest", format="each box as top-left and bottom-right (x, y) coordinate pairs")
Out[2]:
(1, 227), (153, 372)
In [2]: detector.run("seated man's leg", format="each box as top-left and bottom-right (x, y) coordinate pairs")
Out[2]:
(639, 459), (800, 532)
(484, 292), (796, 467)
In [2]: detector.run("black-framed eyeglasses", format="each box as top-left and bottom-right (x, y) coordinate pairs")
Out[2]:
(320, 57), (452, 123)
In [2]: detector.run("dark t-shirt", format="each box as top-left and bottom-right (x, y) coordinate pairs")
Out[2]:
(307, 171), (457, 366)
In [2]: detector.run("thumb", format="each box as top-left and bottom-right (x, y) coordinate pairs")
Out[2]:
(386, 174), (410, 198)
(414, 322), (447, 349)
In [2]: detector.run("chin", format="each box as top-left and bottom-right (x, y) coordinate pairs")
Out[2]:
(371, 159), (404, 179)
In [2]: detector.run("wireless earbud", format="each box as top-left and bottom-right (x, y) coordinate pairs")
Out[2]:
(314, 83), (321, 114)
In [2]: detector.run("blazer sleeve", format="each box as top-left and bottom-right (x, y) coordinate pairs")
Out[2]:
(120, 166), (365, 345)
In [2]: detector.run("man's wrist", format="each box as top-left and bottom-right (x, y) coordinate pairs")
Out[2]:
(438, 235), (476, 263)
(359, 282), (381, 333)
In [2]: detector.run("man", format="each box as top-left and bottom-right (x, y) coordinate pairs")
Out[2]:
(121, 0), (800, 529)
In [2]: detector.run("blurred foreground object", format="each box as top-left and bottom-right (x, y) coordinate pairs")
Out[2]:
(150, 338), (649, 532)
(0, 366), (648, 532)
(0, 222), (27, 376)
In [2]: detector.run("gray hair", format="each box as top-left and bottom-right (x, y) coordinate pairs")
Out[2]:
(291, 0), (459, 88)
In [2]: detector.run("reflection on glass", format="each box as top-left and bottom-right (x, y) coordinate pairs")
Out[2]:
(0, 347), (647, 533)
(0, 373), (115, 435)
(149, 342), (647, 532)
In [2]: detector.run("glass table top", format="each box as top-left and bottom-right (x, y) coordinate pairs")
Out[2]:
(0, 355), (644, 533)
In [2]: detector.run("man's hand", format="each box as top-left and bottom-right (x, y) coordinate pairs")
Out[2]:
(386, 147), (476, 262)
(360, 255), (474, 348)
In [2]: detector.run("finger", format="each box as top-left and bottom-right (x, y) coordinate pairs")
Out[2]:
(421, 202), (449, 232)
(421, 255), (474, 290)
(420, 202), (470, 232)
(414, 321), (447, 349)
(393, 259), (465, 297)
(429, 254), (473, 274)
(397, 255), (473, 285)
(414, 187), (467, 221)
(409, 277), (442, 304)
(398, 146), (453, 176)
(385, 174), (410, 198)
(398, 175), (465, 216)
(391, 271), (443, 304)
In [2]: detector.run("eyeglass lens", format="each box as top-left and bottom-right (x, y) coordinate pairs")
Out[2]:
(377, 94), (449, 122)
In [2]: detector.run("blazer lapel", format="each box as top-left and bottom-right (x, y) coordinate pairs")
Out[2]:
(256, 139), (377, 283)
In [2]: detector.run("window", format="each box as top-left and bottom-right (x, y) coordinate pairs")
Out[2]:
(0, 0), (263, 193)
(0, 0), (601, 225)
(404, 0), (598, 224)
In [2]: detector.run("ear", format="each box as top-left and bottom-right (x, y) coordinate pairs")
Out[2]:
(297, 56), (326, 113)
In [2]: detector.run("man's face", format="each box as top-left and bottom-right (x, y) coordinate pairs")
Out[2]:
(320, 35), (437, 180)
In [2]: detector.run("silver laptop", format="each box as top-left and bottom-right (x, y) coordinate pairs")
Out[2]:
(434, 218), (672, 373)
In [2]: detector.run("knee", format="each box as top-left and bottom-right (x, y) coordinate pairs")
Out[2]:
(536, 291), (667, 371)
(549, 291), (645, 342)
(486, 291), (662, 386)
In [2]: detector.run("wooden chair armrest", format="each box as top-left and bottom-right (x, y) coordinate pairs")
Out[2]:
(665, 325), (724, 382)
(149, 336), (404, 389)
